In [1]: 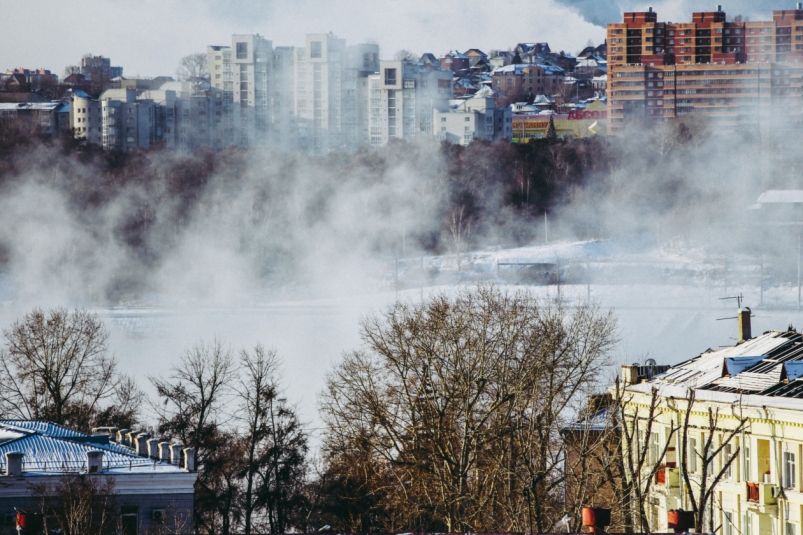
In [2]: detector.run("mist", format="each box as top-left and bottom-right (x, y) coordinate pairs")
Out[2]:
(3, 113), (803, 438)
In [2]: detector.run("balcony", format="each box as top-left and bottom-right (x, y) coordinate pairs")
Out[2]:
(656, 465), (680, 488)
(746, 482), (778, 511)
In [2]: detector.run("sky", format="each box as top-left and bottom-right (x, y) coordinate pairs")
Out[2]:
(2, 0), (796, 77)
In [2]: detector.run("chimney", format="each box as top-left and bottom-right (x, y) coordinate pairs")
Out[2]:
(621, 365), (639, 386)
(126, 430), (140, 448)
(648, 6), (653, 12)
(183, 448), (196, 471)
(717, 4), (723, 11)
(86, 450), (104, 473)
(116, 428), (129, 446)
(159, 442), (171, 462)
(739, 307), (752, 342)
(147, 438), (159, 460)
(170, 443), (183, 466)
(136, 433), (150, 457)
(92, 427), (118, 441)
(799, 2), (802, 9)
(5, 452), (23, 476)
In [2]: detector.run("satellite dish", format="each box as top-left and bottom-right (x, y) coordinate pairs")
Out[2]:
(645, 358), (657, 367)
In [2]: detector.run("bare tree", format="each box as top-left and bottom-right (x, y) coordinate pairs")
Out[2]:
(447, 206), (472, 272)
(0, 308), (128, 430)
(176, 53), (210, 95)
(678, 389), (747, 533)
(320, 286), (617, 532)
(235, 345), (308, 535)
(31, 474), (118, 535)
(393, 50), (417, 62)
(151, 338), (235, 534)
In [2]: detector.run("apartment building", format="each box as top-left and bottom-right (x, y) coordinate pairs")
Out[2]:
(367, 60), (453, 147)
(71, 90), (102, 144)
(99, 88), (173, 152)
(491, 63), (565, 100)
(207, 33), (377, 153)
(434, 87), (512, 146)
(607, 5), (803, 134)
(294, 34), (379, 154)
(622, 316), (803, 535)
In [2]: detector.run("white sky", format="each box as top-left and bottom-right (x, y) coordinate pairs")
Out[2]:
(0, 0), (790, 78)
(1, 0), (606, 78)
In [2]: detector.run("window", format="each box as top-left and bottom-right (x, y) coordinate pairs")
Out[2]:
(310, 41), (322, 59)
(465, 117), (470, 122)
(650, 433), (660, 465)
(723, 444), (733, 480)
(744, 513), (752, 535)
(745, 441), (752, 481)
(384, 68), (397, 85)
(724, 512), (733, 535)
(404, 80), (415, 89)
(689, 438), (698, 473)
(784, 450), (796, 489)
(236, 42), (248, 59)
(788, 523), (797, 535)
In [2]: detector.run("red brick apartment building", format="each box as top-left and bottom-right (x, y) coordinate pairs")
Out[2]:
(607, 4), (803, 134)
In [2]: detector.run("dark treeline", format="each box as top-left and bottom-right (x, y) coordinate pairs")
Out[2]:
(0, 122), (614, 301)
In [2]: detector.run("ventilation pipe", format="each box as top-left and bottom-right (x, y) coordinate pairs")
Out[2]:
(798, 2), (802, 9)
(116, 428), (129, 446)
(159, 442), (171, 462)
(86, 451), (103, 473)
(136, 433), (150, 457)
(147, 438), (159, 460)
(717, 4), (723, 11)
(739, 307), (752, 342)
(170, 443), (183, 466)
(648, 6), (653, 12)
(6, 452), (23, 476)
(183, 448), (196, 472)
(126, 430), (140, 448)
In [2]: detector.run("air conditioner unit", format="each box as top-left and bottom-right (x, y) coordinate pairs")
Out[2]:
(152, 509), (166, 522)
(771, 486), (782, 498)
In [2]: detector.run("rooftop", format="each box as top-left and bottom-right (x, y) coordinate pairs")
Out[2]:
(629, 330), (803, 403)
(0, 420), (191, 476)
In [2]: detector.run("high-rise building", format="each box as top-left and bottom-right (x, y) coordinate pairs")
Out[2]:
(607, 5), (803, 134)
(294, 34), (379, 154)
(367, 60), (454, 148)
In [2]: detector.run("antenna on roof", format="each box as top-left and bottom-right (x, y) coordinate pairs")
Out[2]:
(719, 293), (744, 308)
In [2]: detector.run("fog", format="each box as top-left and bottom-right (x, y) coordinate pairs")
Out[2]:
(2, 114), (803, 439)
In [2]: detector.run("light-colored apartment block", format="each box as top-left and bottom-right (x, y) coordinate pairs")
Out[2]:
(367, 60), (454, 148)
(434, 88), (512, 146)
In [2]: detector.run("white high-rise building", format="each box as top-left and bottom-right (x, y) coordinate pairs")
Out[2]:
(367, 60), (454, 148)
(294, 34), (379, 154)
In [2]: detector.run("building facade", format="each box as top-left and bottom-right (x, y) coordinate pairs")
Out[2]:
(434, 88), (512, 146)
(607, 5), (803, 134)
(367, 60), (453, 147)
(623, 321), (803, 535)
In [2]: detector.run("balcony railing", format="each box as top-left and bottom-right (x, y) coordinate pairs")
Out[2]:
(746, 481), (777, 506)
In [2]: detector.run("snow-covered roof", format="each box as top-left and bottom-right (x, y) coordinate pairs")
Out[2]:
(0, 102), (67, 112)
(0, 421), (190, 476)
(631, 331), (803, 400)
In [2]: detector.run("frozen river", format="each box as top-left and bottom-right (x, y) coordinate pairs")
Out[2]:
(15, 280), (796, 445)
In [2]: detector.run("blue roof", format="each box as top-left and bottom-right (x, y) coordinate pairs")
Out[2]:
(0, 420), (88, 439)
(0, 421), (184, 475)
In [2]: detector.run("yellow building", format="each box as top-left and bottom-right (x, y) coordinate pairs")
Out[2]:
(622, 322), (803, 535)
(511, 100), (607, 142)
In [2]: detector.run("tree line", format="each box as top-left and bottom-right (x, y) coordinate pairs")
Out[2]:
(0, 285), (622, 534)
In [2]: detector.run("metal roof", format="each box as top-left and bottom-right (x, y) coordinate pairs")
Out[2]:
(0, 421), (186, 475)
(638, 331), (803, 399)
